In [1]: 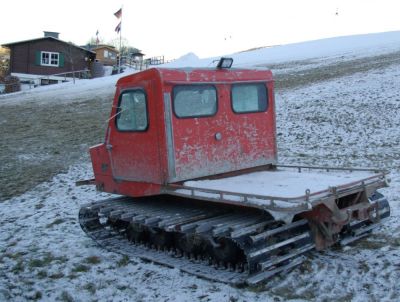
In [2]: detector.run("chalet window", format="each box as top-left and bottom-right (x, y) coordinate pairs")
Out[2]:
(115, 90), (148, 131)
(41, 51), (59, 67)
(231, 83), (268, 113)
(173, 85), (217, 118)
(104, 49), (116, 59)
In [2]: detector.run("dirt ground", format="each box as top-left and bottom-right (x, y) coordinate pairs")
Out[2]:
(1, 50), (400, 201)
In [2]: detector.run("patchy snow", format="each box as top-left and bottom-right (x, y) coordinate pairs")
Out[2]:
(184, 168), (377, 198)
(1, 31), (400, 301)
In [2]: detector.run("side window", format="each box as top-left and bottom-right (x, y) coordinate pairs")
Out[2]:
(173, 85), (217, 118)
(115, 90), (148, 131)
(41, 51), (59, 67)
(231, 83), (268, 113)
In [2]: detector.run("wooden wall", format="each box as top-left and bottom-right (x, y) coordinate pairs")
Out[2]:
(8, 39), (93, 76)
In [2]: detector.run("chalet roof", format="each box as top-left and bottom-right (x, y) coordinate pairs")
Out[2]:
(131, 51), (145, 56)
(92, 45), (119, 52)
(2, 37), (95, 54)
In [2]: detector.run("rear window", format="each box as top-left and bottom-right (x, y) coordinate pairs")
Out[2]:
(231, 83), (268, 113)
(115, 89), (148, 131)
(173, 85), (217, 118)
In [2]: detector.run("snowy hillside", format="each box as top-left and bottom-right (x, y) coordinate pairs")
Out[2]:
(1, 32), (400, 301)
(165, 31), (400, 68)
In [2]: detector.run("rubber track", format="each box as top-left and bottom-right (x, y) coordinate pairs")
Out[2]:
(79, 192), (390, 285)
(79, 196), (313, 285)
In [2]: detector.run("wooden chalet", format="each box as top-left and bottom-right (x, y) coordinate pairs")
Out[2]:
(2, 32), (96, 85)
(92, 45), (119, 66)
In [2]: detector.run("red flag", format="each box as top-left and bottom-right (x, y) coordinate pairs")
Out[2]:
(114, 8), (122, 19)
(115, 22), (121, 33)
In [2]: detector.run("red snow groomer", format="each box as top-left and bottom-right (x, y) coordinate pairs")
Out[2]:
(79, 58), (390, 285)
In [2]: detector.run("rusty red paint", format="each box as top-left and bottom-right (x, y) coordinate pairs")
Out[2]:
(90, 68), (277, 197)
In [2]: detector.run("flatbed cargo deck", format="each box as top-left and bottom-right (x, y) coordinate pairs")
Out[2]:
(166, 165), (389, 222)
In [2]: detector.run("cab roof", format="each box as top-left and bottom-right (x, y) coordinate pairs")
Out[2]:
(117, 67), (273, 87)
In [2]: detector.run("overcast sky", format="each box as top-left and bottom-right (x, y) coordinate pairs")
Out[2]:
(1, 0), (399, 59)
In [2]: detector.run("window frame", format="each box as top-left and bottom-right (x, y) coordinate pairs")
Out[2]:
(115, 88), (149, 132)
(41, 51), (60, 67)
(172, 84), (218, 119)
(230, 82), (269, 114)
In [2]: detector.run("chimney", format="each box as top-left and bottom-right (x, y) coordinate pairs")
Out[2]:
(43, 31), (60, 39)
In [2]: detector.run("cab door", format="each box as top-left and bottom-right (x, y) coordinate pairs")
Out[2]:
(107, 81), (161, 183)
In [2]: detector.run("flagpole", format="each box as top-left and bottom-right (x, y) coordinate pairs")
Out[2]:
(114, 6), (123, 73)
(119, 5), (123, 73)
